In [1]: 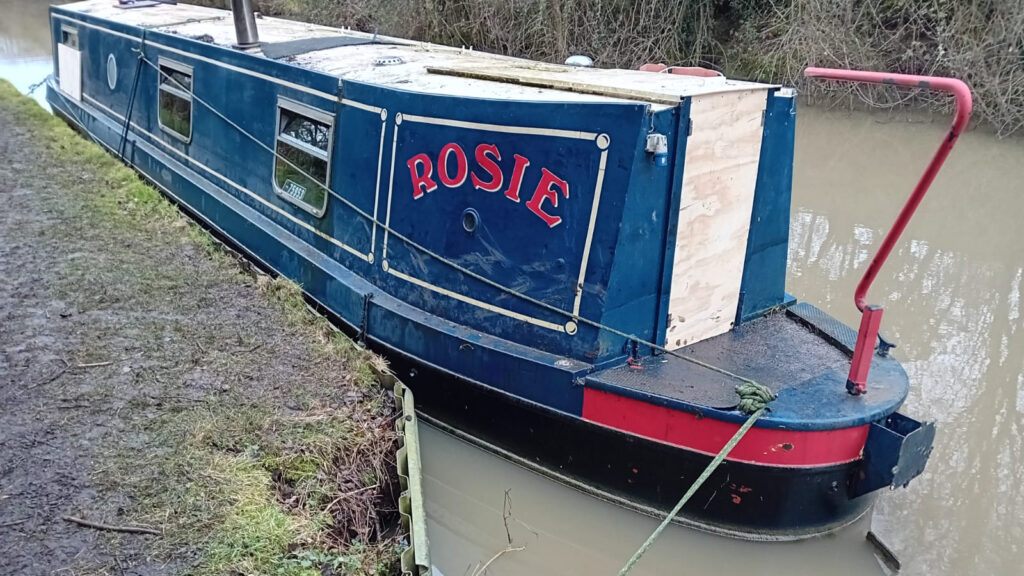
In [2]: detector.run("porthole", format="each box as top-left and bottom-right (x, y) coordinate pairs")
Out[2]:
(461, 208), (479, 234)
(106, 54), (117, 90)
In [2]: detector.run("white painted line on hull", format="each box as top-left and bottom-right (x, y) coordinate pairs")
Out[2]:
(402, 113), (598, 141)
(386, 267), (565, 333)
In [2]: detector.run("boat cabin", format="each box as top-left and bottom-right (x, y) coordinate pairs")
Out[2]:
(49, 0), (793, 365)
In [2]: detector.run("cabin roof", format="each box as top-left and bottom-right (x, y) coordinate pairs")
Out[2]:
(60, 0), (776, 107)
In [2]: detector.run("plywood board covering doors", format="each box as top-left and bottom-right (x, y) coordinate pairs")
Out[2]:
(58, 43), (81, 101)
(665, 89), (767, 349)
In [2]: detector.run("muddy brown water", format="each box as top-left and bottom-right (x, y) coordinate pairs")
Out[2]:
(0, 0), (60, 109)
(419, 112), (1024, 576)
(3, 2), (1022, 574)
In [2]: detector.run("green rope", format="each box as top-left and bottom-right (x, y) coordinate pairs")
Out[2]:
(618, 384), (775, 576)
(735, 382), (777, 415)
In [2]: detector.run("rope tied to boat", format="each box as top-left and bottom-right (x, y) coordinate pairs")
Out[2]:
(735, 381), (777, 414)
(617, 385), (775, 575)
(27, 74), (52, 96)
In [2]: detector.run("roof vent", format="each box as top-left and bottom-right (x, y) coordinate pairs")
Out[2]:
(374, 56), (405, 66)
(565, 55), (594, 68)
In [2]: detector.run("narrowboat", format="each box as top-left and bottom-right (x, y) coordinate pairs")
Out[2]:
(46, 0), (955, 541)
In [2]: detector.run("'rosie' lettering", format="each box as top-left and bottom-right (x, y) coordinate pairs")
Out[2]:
(502, 154), (530, 203)
(407, 153), (437, 199)
(526, 169), (569, 228)
(470, 144), (503, 192)
(438, 143), (469, 188)
(408, 143), (571, 228)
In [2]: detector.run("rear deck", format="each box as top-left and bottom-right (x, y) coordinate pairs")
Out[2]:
(587, 303), (909, 430)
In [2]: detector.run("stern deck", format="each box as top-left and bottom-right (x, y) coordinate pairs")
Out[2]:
(586, 303), (909, 430)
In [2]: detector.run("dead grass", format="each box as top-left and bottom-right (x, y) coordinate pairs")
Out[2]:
(730, 0), (1024, 136)
(0, 80), (402, 575)
(194, 0), (1024, 135)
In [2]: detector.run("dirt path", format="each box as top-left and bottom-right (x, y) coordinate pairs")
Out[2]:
(0, 82), (399, 575)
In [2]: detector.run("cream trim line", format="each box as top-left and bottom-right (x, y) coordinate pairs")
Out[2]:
(380, 111), (588, 333)
(370, 114), (387, 256)
(382, 121), (400, 261)
(341, 98), (383, 114)
(386, 268), (566, 333)
(81, 93), (370, 263)
(402, 113), (598, 140)
(573, 149), (609, 316)
(71, 86), (565, 335)
(52, 12), (137, 41)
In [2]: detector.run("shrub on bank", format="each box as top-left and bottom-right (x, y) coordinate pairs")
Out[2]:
(204, 0), (1022, 135)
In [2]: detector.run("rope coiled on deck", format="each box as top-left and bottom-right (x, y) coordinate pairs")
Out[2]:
(735, 382), (777, 415)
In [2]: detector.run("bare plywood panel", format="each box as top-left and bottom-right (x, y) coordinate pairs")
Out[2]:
(665, 89), (767, 349)
(57, 44), (81, 101)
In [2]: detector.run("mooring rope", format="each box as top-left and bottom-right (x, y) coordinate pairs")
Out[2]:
(27, 75), (52, 96)
(618, 382), (775, 575)
(120, 31), (147, 159)
(125, 47), (765, 390)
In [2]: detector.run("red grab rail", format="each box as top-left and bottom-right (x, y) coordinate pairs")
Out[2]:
(803, 67), (973, 395)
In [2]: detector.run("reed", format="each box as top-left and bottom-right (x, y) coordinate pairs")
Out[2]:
(195, 0), (1023, 135)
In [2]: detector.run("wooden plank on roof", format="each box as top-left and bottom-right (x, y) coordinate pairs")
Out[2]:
(426, 65), (684, 105)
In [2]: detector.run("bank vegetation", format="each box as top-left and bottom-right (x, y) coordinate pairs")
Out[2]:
(219, 0), (1024, 136)
(0, 80), (402, 575)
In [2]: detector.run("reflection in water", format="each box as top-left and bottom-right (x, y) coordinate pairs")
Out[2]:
(421, 423), (885, 576)
(423, 107), (1023, 576)
(0, 0), (63, 108)
(791, 107), (1024, 576)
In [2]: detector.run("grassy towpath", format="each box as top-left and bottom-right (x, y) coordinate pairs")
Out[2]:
(0, 81), (402, 575)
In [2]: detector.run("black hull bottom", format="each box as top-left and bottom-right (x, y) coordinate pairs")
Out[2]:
(379, 344), (875, 541)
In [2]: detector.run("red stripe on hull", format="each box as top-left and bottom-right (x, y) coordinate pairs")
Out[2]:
(581, 388), (868, 467)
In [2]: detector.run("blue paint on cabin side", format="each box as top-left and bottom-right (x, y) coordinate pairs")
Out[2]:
(338, 80), (654, 363)
(46, 6), (658, 415)
(737, 89), (797, 322)
(599, 105), (689, 359)
(54, 1), (669, 367)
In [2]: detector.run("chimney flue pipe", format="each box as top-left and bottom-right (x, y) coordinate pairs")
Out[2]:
(230, 0), (260, 49)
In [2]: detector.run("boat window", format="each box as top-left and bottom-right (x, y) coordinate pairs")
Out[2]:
(157, 59), (193, 142)
(60, 27), (79, 50)
(273, 100), (333, 217)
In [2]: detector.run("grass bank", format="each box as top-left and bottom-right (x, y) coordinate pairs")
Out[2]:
(210, 0), (1023, 135)
(0, 80), (402, 575)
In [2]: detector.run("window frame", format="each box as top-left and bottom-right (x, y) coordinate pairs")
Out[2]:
(272, 98), (335, 218)
(60, 26), (79, 49)
(156, 58), (194, 144)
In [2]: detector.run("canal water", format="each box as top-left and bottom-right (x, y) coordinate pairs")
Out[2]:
(2, 2), (1021, 574)
(0, 0), (57, 108)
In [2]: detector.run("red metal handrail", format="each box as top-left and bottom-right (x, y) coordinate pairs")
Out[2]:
(803, 67), (973, 395)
